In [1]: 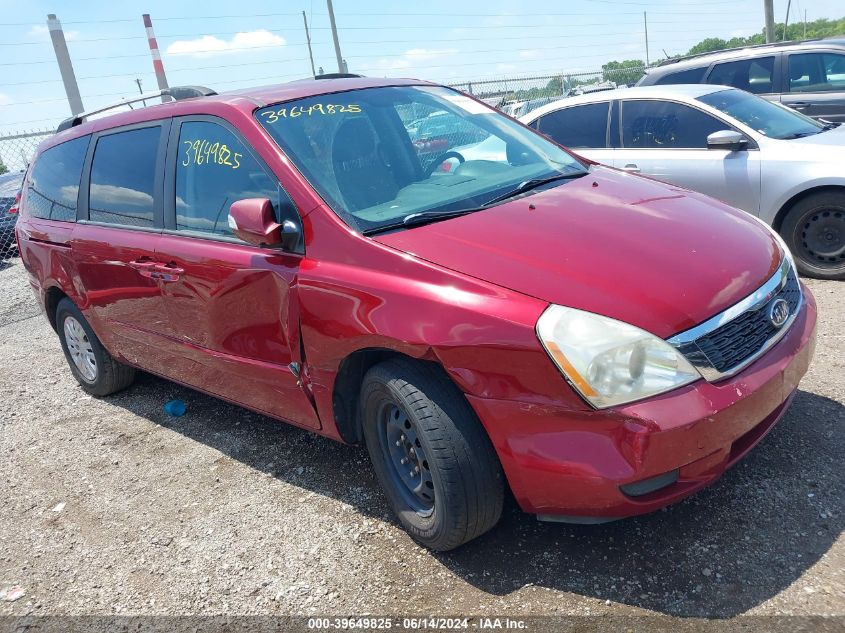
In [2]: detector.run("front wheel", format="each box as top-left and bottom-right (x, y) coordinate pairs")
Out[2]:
(780, 192), (845, 280)
(361, 359), (504, 551)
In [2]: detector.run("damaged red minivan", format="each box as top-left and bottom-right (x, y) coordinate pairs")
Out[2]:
(16, 76), (816, 550)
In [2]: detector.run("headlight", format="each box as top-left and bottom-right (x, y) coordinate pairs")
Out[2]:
(536, 305), (701, 409)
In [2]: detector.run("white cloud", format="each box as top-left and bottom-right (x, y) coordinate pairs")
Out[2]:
(496, 63), (517, 72)
(28, 24), (79, 41)
(89, 184), (154, 209)
(518, 50), (539, 60)
(166, 30), (285, 57)
(378, 48), (460, 71)
(0, 92), (11, 106)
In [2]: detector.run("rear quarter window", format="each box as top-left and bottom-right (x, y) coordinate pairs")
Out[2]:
(27, 135), (90, 221)
(536, 103), (609, 148)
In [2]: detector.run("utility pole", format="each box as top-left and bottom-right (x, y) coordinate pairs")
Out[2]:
(142, 14), (171, 102)
(783, 0), (792, 40)
(134, 78), (147, 106)
(804, 9), (807, 39)
(643, 11), (650, 66)
(326, 0), (344, 74)
(302, 11), (317, 77)
(46, 14), (84, 115)
(764, 0), (775, 43)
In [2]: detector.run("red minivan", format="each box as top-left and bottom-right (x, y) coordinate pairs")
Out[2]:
(16, 76), (817, 550)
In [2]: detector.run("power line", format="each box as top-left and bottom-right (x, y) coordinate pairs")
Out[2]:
(0, 16), (770, 45)
(0, 7), (763, 28)
(0, 26), (761, 89)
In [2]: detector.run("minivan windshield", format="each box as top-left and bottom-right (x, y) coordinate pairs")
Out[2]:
(256, 85), (586, 233)
(697, 88), (825, 139)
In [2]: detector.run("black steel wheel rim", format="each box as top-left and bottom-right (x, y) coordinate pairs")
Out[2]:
(797, 207), (845, 267)
(378, 401), (435, 515)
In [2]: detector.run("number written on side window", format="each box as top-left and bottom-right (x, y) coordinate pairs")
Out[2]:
(28, 135), (90, 222)
(175, 121), (279, 236)
(89, 127), (159, 227)
(621, 100), (726, 149)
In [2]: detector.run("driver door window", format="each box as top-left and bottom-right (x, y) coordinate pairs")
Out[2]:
(621, 100), (727, 149)
(175, 121), (279, 237)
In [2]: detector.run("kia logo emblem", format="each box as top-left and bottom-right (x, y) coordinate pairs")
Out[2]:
(768, 298), (790, 328)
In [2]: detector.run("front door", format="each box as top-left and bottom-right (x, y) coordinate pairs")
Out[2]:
(614, 99), (762, 216)
(156, 117), (320, 430)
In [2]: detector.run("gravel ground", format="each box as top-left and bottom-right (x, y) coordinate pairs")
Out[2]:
(0, 257), (842, 622)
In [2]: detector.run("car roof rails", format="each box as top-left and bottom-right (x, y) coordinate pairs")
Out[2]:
(657, 38), (825, 66)
(56, 85), (217, 133)
(314, 73), (364, 80)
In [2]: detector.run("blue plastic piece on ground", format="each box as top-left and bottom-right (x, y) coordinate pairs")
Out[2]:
(163, 399), (187, 417)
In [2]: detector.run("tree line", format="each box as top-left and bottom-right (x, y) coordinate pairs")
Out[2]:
(601, 16), (845, 86)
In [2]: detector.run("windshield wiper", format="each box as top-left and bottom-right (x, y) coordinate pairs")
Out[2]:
(362, 170), (587, 236)
(481, 171), (587, 206)
(362, 208), (481, 235)
(780, 131), (819, 139)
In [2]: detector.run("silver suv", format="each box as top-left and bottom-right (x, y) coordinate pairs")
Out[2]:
(520, 85), (845, 280)
(637, 39), (845, 122)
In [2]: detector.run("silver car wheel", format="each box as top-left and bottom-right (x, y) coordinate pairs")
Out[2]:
(63, 316), (97, 382)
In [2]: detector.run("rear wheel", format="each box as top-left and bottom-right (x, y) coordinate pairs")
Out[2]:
(360, 358), (504, 551)
(780, 192), (845, 280)
(56, 298), (135, 396)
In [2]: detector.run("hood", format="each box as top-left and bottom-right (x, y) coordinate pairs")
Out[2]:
(374, 167), (781, 338)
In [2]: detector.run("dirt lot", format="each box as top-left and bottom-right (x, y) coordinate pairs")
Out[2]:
(0, 257), (842, 622)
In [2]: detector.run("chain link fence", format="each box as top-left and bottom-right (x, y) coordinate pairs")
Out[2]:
(449, 66), (646, 117)
(0, 129), (53, 260)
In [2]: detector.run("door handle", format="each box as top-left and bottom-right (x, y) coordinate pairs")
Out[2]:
(789, 101), (811, 109)
(621, 164), (641, 173)
(127, 259), (158, 278)
(151, 262), (184, 281)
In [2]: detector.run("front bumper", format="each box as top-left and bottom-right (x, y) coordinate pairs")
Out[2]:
(467, 285), (817, 520)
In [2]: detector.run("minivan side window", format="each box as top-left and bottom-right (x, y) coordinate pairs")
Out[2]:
(653, 66), (707, 85)
(536, 103), (609, 148)
(706, 56), (775, 94)
(89, 126), (159, 227)
(788, 53), (845, 93)
(28, 135), (89, 221)
(175, 121), (279, 236)
(621, 100), (726, 149)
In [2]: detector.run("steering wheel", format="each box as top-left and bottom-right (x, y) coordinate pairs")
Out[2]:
(425, 151), (465, 176)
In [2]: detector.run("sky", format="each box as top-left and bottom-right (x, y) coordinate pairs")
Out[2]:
(0, 0), (842, 136)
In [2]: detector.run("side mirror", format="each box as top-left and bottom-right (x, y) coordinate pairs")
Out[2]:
(707, 130), (748, 151)
(228, 198), (301, 251)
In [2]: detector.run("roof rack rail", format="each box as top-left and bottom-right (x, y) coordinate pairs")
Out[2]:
(314, 72), (364, 80)
(56, 85), (217, 133)
(657, 38), (823, 66)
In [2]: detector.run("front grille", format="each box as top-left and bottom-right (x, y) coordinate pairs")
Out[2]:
(670, 261), (802, 380)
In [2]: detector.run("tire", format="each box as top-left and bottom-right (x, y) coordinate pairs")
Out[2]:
(55, 298), (135, 396)
(360, 358), (504, 551)
(780, 191), (845, 280)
